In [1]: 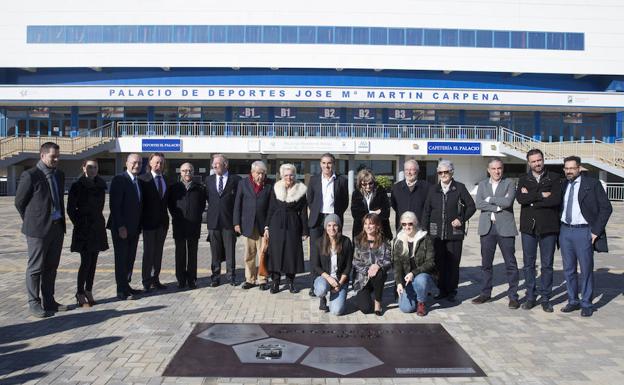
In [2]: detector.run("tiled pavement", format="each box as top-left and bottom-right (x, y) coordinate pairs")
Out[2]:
(0, 196), (622, 385)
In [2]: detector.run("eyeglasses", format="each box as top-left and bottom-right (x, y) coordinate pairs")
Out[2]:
(401, 223), (414, 227)
(362, 181), (374, 186)
(437, 170), (451, 175)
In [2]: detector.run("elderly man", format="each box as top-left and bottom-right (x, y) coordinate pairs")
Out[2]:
(472, 158), (520, 309)
(234, 161), (273, 290)
(205, 154), (241, 287)
(107, 153), (144, 300)
(391, 159), (431, 231)
(15, 142), (68, 318)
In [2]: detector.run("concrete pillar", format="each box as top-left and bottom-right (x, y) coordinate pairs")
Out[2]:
(0, 108), (6, 137)
(397, 155), (405, 182)
(8, 165), (23, 196)
(347, 154), (355, 195)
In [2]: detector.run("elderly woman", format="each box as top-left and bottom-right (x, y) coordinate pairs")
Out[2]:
(167, 162), (206, 289)
(422, 159), (475, 302)
(352, 213), (392, 315)
(265, 163), (308, 294)
(392, 211), (437, 316)
(351, 168), (393, 240)
(312, 214), (353, 315)
(67, 159), (109, 307)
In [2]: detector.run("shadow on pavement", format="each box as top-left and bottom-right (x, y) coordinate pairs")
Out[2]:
(0, 372), (48, 385)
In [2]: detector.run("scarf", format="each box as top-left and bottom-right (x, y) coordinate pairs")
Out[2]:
(36, 160), (61, 214)
(249, 173), (263, 195)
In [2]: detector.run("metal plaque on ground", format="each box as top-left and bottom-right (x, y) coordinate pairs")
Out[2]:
(163, 323), (485, 378)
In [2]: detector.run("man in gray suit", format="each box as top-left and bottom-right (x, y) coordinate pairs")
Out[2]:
(472, 158), (520, 309)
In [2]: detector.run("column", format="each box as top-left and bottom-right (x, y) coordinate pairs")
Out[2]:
(396, 155), (405, 182)
(616, 112), (623, 142)
(8, 165), (24, 196)
(347, 154), (355, 195)
(0, 108), (6, 137)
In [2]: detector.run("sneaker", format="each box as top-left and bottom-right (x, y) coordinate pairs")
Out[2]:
(416, 302), (427, 316)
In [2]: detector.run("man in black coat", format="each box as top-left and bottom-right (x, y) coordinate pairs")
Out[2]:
(205, 154), (241, 286)
(107, 153), (144, 300)
(559, 156), (612, 317)
(391, 159), (431, 231)
(233, 161), (273, 290)
(516, 148), (562, 313)
(139, 152), (170, 292)
(15, 142), (68, 318)
(168, 162), (206, 290)
(306, 153), (349, 296)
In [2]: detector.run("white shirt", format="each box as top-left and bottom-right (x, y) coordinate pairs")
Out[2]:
(329, 249), (338, 279)
(321, 173), (336, 214)
(561, 176), (588, 225)
(151, 171), (166, 196)
(364, 192), (373, 212)
(126, 170), (141, 201)
(486, 178), (502, 221)
(215, 171), (229, 192)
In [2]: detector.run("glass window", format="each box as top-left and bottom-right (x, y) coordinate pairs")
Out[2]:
(335, 27), (352, 44)
(262, 26), (280, 43)
(202, 107), (225, 122)
(436, 110), (459, 125)
(66, 26), (86, 43)
(118, 26), (138, 43)
(566, 33), (584, 50)
(27, 26), (45, 43)
(424, 29), (440, 46)
(528, 32), (545, 49)
(388, 28), (405, 45)
(281, 26), (298, 43)
(173, 26), (192, 43)
(317, 27), (333, 44)
(511, 111), (534, 137)
(299, 26), (316, 43)
(459, 30), (475, 47)
(406, 28), (423, 45)
(102, 26), (119, 43)
(245, 26), (261, 43)
(210, 26), (227, 43)
(511, 31), (527, 48)
(476, 30), (492, 47)
(226, 26), (245, 43)
(85, 26), (103, 43)
(192, 26), (209, 43)
(155, 26), (173, 43)
(493, 31), (509, 48)
(370, 28), (387, 45)
(546, 32), (564, 50)
(441, 29), (458, 46)
(353, 27), (369, 44)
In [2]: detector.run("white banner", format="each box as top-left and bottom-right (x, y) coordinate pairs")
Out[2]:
(1, 85), (623, 108)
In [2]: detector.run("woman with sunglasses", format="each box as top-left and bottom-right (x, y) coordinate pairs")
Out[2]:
(392, 211), (438, 316)
(422, 160), (475, 302)
(352, 213), (392, 316)
(350, 168), (393, 241)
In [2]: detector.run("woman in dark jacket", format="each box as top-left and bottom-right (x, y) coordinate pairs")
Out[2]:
(312, 213), (353, 315)
(266, 163), (308, 294)
(351, 168), (393, 240)
(422, 159), (476, 301)
(67, 159), (109, 307)
(392, 211), (437, 316)
(167, 162), (206, 290)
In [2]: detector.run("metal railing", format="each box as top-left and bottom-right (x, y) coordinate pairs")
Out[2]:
(606, 183), (624, 201)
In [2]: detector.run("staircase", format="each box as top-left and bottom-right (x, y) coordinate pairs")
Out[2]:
(499, 127), (624, 177)
(0, 124), (116, 168)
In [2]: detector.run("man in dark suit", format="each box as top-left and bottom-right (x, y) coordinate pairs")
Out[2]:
(15, 142), (68, 318)
(139, 152), (169, 292)
(233, 160), (273, 290)
(107, 153), (144, 300)
(206, 154), (241, 286)
(472, 158), (520, 309)
(559, 156), (612, 317)
(306, 153), (349, 296)
(516, 148), (562, 313)
(391, 159), (430, 231)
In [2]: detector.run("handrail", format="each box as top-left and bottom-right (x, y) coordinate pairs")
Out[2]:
(606, 183), (624, 201)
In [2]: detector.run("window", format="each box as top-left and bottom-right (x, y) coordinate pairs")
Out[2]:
(476, 30), (492, 47)
(405, 28), (423, 45)
(210, 26), (227, 43)
(566, 33), (584, 50)
(546, 32), (564, 50)
(245, 26), (261, 43)
(493, 31), (509, 48)
(317, 27), (333, 44)
(281, 26), (298, 43)
(262, 26), (280, 43)
(511, 31), (527, 49)
(370, 28), (387, 45)
(441, 29), (458, 46)
(459, 30), (475, 47)
(335, 27), (352, 44)
(226, 26), (245, 43)
(299, 26), (316, 43)
(353, 27), (369, 44)
(388, 28), (405, 45)
(424, 29), (440, 46)
(528, 32), (545, 49)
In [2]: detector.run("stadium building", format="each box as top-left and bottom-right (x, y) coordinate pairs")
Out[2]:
(1, 0), (623, 197)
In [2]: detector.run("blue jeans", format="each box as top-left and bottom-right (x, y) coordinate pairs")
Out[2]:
(559, 225), (594, 309)
(314, 276), (348, 315)
(398, 273), (438, 313)
(521, 232), (556, 302)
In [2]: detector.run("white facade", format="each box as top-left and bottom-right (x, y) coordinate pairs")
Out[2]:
(1, 0), (623, 75)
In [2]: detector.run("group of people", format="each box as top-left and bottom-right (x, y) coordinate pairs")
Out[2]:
(15, 143), (612, 319)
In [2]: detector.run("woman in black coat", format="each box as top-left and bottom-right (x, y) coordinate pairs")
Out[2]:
(422, 159), (476, 301)
(167, 162), (206, 290)
(351, 168), (393, 240)
(266, 163), (308, 294)
(67, 159), (109, 307)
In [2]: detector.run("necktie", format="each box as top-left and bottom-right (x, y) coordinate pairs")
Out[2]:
(218, 175), (224, 195)
(49, 173), (60, 212)
(565, 181), (575, 224)
(156, 175), (164, 199)
(133, 178), (141, 202)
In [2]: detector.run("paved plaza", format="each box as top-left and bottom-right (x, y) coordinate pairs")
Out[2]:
(0, 196), (622, 385)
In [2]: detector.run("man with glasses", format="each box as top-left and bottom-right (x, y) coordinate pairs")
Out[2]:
(472, 158), (520, 309)
(516, 149), (562, 312)
(559, 156), (612, 317)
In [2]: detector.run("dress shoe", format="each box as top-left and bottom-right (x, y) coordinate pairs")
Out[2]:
(29, 303), (51, 318)
(177, 282), (187, 290)
(471, 295), (491, 304)
(581, 307), (593, 317)
(541, 302), (554, 313)
(270, 281), (280, 294)
(258, 283), (269, 291)
(188, 281), (197, 290)
(128, 288), (142, 295)
(84, 291), (97, 306)
(210, 280), (220, 288)
(153, 282), (167, 290)
(45, 302), (69, 312)
(116, 292), (129, 300)
(143, 286), (152, 294)
(76, 293), (90, 308)
(230, 279), (238, 287)
(521, 299), (536, 310)
(434, 291), (448, 300)
(308, 288), (316, 297)
(241, 282), (254, 290)
(319, 296), (329, 312)
(287, 281), (299, 294)
(508, 299), (520, 309)
(446, 293), (457, 302)
(416, 302), (427, 317)
(561, 303), (581, 313)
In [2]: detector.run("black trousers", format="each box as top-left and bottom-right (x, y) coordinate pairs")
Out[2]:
(355, 269), (388, 314)
(77, 251), (99, 294)
(271, 272), (295, 283)
(479, 223), (519, 300)
(142, 224), (168, 288)
(175, 237), (199, 285)
(209, 228), (237, 279)
(111, 231), (140, 293)
(433, 238), (463, 296)
(308, 214), (329, 284)
(25, 221), (63, 308)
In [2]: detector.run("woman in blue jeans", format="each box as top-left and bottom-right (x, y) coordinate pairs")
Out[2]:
(312, 214), (353, 315)
(392, 211), (438, 316)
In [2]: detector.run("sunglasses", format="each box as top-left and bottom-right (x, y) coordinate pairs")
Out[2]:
(401, 223), (414, 227)
(362, 181), (375, 186)
(437, 170), (451, 175)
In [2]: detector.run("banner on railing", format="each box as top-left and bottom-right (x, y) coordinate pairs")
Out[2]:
(427, 141), (481, 155)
